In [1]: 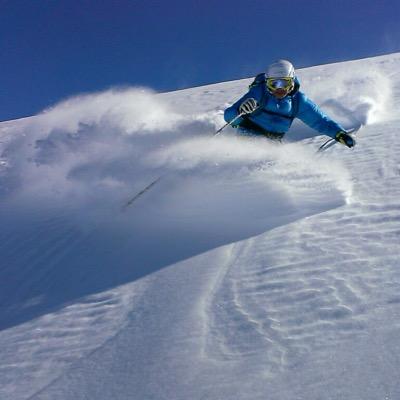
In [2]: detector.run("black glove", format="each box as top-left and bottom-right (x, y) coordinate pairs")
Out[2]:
(239, 98), (258, 115)
(335, 131), (355, 148)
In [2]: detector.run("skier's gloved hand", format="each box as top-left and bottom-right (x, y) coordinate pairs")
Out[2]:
(239, 98), (258, 115)
(335, 131), (355, 148)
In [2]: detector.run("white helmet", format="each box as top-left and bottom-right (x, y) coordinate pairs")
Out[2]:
(266, 59), (295, 78)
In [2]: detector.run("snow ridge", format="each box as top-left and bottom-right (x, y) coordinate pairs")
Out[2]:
(1, 52), (400, 400)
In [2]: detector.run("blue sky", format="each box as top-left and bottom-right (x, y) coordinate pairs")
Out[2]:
(1, 0), (399, 121)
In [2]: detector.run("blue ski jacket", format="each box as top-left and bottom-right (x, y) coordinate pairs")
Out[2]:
(224, 75), (344, 138)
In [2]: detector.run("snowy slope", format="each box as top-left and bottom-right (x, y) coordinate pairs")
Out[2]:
(1, 53), (400, 400)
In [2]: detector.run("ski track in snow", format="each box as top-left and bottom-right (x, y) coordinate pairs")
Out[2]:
(1, 53), (400, 399)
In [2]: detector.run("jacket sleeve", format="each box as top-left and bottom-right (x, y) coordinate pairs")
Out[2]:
(296, 92), (345, 138)
(224, 86), (261, 126)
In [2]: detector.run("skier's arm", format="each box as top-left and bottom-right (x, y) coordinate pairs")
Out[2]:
(296, 92), (345, 138)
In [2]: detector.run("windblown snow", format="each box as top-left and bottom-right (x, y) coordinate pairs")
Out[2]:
(1, 53), (400, 400)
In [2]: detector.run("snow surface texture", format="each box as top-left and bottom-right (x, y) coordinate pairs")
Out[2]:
(1, 53), (400, 399)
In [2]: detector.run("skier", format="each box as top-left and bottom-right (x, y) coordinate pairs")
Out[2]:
(224, 59), (355, 147)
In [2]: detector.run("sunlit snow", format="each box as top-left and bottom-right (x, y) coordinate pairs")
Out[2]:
(1, 53), (400, 400)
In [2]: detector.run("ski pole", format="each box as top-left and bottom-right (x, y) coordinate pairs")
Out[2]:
(317, 127), (360, 153)
(122, 176), (162, 211)
(213, 112), (245, 136)
(317, 138), (336, 153)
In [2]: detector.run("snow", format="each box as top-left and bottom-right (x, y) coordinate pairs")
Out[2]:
(1, 53), (400, 399)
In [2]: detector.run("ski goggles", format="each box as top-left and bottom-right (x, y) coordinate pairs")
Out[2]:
(266, 77), (294, 92)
